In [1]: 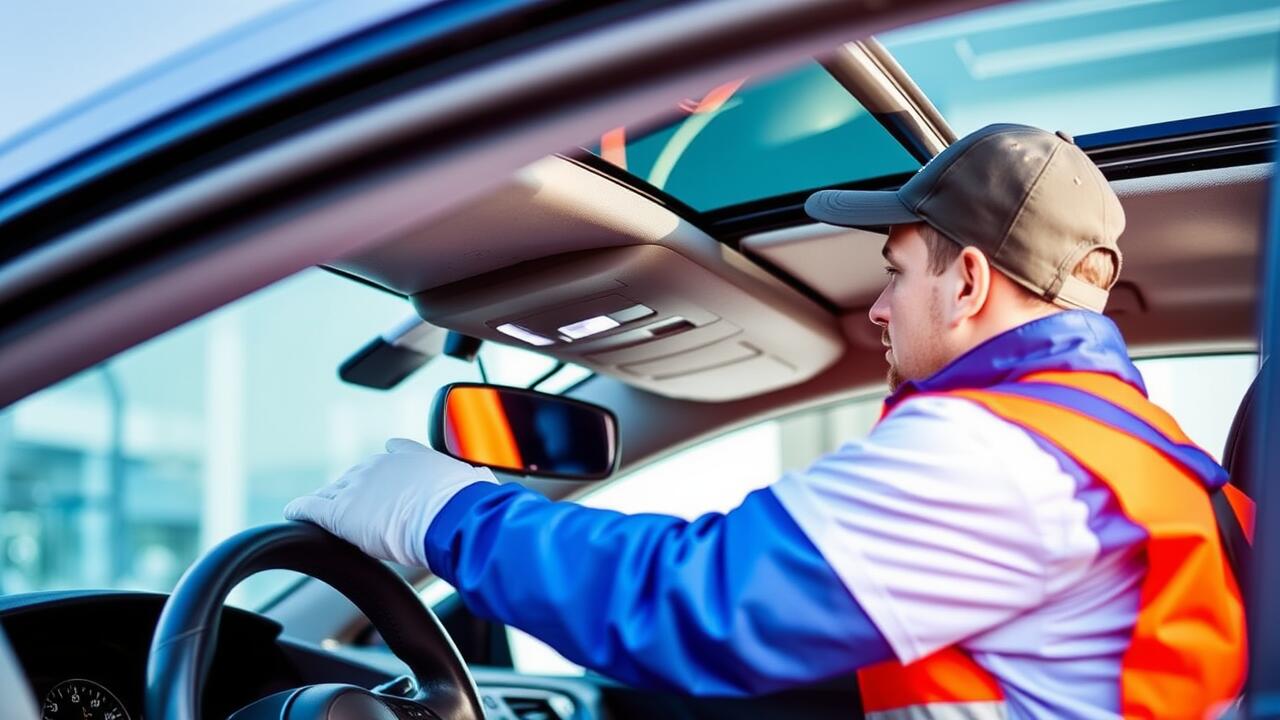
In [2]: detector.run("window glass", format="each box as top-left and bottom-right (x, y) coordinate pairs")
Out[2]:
(588, 62), (920, 212)
(477, 342), (559, 389)
(1134, 353), (1257, 459)
(501, 352), (1257, 675)
(879, 0), (1280, 137)
(532, 364), (594, 395)
(0, 268), (563, 608)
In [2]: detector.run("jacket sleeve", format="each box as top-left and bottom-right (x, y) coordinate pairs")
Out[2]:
(423, 482), (893, 697)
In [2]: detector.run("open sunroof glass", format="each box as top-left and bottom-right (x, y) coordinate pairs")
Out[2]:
(585, 61), (920, 213)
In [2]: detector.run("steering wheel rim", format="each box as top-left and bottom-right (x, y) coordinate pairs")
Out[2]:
(145, 521), (483, 720)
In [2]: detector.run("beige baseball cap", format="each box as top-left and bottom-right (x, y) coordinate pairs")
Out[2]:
(805, 123), (1124, 312)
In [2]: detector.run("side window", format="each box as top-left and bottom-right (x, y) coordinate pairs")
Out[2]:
(1133, 354), (1257, 460)
(0, 268), (563, 609)
(503, 352), (1259, 675)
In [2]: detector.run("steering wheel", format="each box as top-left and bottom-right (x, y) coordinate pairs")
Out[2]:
(145, 521), (484, 720)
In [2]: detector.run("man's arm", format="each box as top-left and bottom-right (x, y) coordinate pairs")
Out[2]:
(424, 482), (894, 696)
(424, 394), (1069, 683)
(287, 394), (1058, 695)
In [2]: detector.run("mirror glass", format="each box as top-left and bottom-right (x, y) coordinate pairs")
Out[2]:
(433, 384), (618, 480)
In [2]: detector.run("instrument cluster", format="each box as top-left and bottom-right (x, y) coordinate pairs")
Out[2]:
(41, 678), (132, 720)
(2, 591), (295, 720)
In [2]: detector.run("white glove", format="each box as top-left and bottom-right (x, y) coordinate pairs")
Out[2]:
(285, 438), (497, 568)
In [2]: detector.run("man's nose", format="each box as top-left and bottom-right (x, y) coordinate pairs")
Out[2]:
(868, 286), (890, 328)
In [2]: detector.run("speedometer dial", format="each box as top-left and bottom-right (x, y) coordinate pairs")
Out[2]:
(41, 679), (131, 720)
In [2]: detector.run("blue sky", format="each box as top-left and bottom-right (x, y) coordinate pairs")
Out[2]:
(0, 0), (295, 143)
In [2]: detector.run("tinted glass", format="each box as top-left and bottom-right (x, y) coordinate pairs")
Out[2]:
(437, 386), (616, 479)
(0, 269), (567, 608)
(880, 0), (1280, 137)
(589, 62), (920, 211)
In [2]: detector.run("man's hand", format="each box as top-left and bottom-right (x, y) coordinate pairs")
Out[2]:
(285, 438), (496, 568)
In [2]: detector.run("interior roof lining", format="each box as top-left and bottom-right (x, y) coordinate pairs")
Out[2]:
(739, 161), (1273, 313)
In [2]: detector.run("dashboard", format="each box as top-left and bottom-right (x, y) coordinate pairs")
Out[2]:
(0, 589), (864, 719)
(0, 588), (861, 720)
(0, 590), (600, 720)
(0, 591), (299, 720)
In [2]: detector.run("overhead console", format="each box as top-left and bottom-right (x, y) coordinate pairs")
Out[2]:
(334, 154), (843, 401)
(413, 243), (842, 401)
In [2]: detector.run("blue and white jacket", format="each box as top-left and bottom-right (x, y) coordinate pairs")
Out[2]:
(423, 312), (1185, 719)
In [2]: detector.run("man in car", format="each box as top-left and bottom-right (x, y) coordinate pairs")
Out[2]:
(287, 124), (1248, 719)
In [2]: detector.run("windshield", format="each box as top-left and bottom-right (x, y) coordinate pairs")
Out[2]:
(879, 0), (1280, 137)
(0, 268), (575, 607)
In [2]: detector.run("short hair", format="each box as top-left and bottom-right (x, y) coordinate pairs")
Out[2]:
(919, 223), (963, 275)
(917, 223), (1117, 298)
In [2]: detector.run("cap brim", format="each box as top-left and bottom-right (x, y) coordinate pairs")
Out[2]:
(804, 189), (919, 228)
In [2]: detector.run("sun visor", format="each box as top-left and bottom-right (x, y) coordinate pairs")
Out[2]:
(741, 223), (888, 310)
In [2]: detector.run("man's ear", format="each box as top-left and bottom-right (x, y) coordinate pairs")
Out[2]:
(949, 246), (992, 324)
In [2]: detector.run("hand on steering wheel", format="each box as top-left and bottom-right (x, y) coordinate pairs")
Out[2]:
(145, 522), (484, 720)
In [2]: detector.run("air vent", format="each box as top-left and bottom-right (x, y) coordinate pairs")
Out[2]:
(504, 696), (556, 720)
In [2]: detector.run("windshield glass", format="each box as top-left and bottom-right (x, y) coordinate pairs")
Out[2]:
(879, 0), (1280, 137)
(0, 268), (572, 607)
(588, 61), (920, 212)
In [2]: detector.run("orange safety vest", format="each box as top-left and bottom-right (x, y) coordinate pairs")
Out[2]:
(858, 370), (1251, 720)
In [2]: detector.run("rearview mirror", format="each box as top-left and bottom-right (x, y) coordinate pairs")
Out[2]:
(430, 384), (619, 480)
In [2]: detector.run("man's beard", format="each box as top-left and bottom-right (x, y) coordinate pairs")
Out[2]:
(886, 359), (905, 392)
(883, 331), (904, 392)
(882, 292), (946, 392)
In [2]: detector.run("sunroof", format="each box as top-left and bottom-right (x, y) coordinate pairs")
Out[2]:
(590, 0), (1278, 214)
(879, 0), (1280, 137)
(588, 61), (920, 212)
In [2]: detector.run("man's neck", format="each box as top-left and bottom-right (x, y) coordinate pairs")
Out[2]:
(957, 305), (1064, 363)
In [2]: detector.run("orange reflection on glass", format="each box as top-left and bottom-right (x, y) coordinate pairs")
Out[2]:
(445, 387), (523, 470)
(600, 126), (628, 170)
